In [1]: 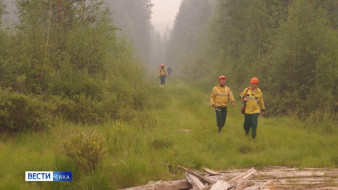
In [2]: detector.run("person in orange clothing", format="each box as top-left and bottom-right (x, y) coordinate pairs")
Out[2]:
(240, 77), (265, 139)
(158, 64), (168, 85)
(210, 75), (235, 133)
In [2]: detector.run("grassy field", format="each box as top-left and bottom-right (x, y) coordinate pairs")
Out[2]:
(0, 77), (337, 189)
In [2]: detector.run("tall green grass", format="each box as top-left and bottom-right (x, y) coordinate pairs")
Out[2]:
(0, 77), (337, 189)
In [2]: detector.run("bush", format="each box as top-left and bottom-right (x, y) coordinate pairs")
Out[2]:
(48, 67), (104, 99)
(48, 95), (75, 121)
(47, 64), (148, 124)
(63, 131), (106, 172)
(49, 94), (119, 124)
(0, 89), (50, 132)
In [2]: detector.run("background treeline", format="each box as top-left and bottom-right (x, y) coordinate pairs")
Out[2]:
(105, 0), (153, 64)
(0, 0), (152, 132)
(167, 0), (337, 121)
(166, 0), (217, 73)
(105, 0), (164, 71)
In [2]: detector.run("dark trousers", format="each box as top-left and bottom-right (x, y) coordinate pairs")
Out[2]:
(160, 76), (166, 85)
(215, 107), (227, 131)
(243, 113), (259, 138)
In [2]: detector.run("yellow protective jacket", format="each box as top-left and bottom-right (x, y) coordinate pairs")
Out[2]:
(210, 85), (235, 107)
(158, 68), (168, 77)
(240, 88), (265, 114)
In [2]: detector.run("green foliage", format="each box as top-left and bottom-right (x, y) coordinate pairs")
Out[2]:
(168, 0), (337, 121)
(106, 0), (153, 62)
(0, 89), (50, 132)
(51, 94), (109, 124)
(166, 0), (217, 72)
(48, 67), (104, 98)
(0, 0), (5, 26)
(263, 0), (338, 118)
(0, 0), (150, 126)
(0, 79), (337, 189)
(63, 131), (106, 172)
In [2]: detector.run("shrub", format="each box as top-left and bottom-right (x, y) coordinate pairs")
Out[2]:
(0, 89), (50, 132)
(48, 67), (104, 99)
(48, 93), (119, 124)
(63, 131), (106, 172)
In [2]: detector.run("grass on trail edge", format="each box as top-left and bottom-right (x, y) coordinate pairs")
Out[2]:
(0, 77), (337, 190)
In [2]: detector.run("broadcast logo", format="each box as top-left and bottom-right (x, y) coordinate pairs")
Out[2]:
(25, 171), (72, 182)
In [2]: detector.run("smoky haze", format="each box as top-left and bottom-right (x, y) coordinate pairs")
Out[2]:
(1, 0), (186, 74)
(165, 0), (217, 75)
(151, 0), (182, 36)
(3, 0), (18, 24)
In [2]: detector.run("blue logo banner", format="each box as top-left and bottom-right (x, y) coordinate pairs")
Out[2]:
(53, 171), (73, 181)
(25, 171), (72, 182)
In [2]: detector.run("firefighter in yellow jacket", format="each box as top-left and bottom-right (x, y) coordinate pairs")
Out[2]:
(240, 77), (265, 139)
(158, 64), (168, 85)
(210, 75), (235, 133)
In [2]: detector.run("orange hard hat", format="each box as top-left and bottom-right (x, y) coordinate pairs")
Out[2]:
(250, 77), (260, 84)
(218, 75), (227, 81)
(160, 64), (164, 67)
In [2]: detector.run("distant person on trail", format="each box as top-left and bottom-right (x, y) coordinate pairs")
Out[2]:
(240, 77), (265, 139)
(210, 75), (235, 133)
(158, 64), (168, 85)
(167, 66), (172, 77)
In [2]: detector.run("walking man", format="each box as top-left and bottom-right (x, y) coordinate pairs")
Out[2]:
(167, 66), (172, 77)
(240, 77), (265, 139)
(210, 75), (235, 133)
(158, 64), (168, 85)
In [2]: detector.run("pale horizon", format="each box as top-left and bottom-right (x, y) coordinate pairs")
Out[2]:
(151, 0), (183, 37)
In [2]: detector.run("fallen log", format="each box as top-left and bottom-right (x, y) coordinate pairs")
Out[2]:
(120, 180), (192, 190)
(209, 181), (230, 190)
(185, 172), (207, 190)
(203, 168), (221, 176)
(120, 167), (338, 190)
(228, 168), (256, 190)
(183, 167), (256, 190)
(178, 165), (214, 185)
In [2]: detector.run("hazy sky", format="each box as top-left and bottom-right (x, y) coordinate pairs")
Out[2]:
(3, 0), (183, 36)
(151, 0), (183, 36)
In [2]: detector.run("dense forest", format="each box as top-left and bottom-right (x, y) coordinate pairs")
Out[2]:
(0, 0), (336, 130)
(0, 0), (337, 189)
(0, 0), (152, 132)
(105, 0), (153, 64)
(167, 0), (337, 121)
